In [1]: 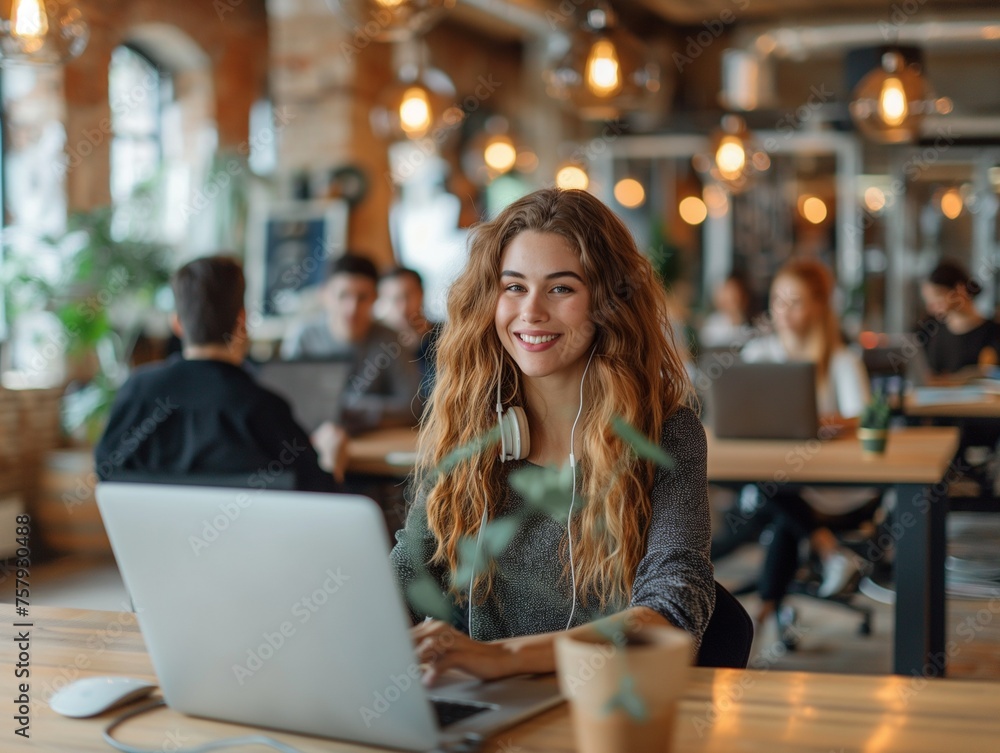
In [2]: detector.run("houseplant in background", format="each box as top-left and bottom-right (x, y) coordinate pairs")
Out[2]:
(3, 204), (171, 557)
(2, 204), (172, 443)
(858, 390), (891, 457)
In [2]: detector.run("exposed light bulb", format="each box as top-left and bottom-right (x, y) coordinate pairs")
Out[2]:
(556, 165), (588, 191)
(800, 196), (828, 224)
(613, 178), (645, 208)
(12, 0), (49, 53)
(399, 86), (431, 137)
(484, 136), (516, 174)
(585, 38), (621, 98)
(878, 76), (908, 128)
(940, 188), (963, 220)
(679, 196), (707, 225)
(715, 136), (746, 180)
(373, 0), (406, 7)
(864, 186), (887, 213)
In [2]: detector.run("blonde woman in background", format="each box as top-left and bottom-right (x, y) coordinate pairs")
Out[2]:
(742, 258), (874, 642)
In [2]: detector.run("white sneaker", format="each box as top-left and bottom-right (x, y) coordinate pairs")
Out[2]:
(817, 550), (861, 598)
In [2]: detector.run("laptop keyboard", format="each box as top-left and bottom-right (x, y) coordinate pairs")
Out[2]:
(431, 699), (493, 727)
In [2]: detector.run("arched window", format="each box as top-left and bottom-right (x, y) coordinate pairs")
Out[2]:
(108, 28), (215, 249)
(108, 44), (170, 206)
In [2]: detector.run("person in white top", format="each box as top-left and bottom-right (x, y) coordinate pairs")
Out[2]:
(740, 258), (874, 641)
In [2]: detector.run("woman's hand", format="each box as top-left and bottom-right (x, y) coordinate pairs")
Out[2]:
(411, 620), (516, 685)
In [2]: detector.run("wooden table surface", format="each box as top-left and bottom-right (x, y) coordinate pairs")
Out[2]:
(705, 425), (960, 485)
(5, 606), (998, 753)
(903, 389), (1000, 418)
(346, 428), (418, 477)
(348, 426), (962, 486)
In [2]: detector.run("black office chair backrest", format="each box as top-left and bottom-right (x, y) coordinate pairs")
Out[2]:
(696, 581), (754, 669)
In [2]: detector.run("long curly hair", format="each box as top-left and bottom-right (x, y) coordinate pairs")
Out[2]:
(416, 188), (693, 610)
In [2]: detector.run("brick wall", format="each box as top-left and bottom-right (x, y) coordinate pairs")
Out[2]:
(64, 0), (270, 212)
(0, 387), (63, 510)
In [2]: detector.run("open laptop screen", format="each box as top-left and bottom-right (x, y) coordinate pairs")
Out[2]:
(706, 361), (819, 440)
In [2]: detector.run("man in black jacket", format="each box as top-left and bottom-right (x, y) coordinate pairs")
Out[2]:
(95, 256), (337, 493)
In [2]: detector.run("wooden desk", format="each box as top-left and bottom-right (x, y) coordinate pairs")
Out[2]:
(903, 389), (1000, 419)
(6, 606), (999, 753)
(707, 426), (960, 677)
(347, 427), (418, 477)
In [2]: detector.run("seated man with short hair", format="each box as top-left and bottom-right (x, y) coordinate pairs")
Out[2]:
(281, 254), (424, 476)
(95, 256), (337, 493)
(377, 266), (442, 400)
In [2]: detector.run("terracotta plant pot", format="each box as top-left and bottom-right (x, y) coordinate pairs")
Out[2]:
(555, 624), (693, 753)
(858, 427), (889, 458)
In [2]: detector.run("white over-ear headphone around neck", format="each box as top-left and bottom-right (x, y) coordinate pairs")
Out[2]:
(497, 379), (530, 462)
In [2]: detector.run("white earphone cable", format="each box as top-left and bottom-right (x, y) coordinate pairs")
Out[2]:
(468, 505), (489, 637)
(565, 346), (596, 631)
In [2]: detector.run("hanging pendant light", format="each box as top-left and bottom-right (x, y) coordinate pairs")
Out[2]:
(326, 0), (455, 43)
(849, 50), (951, 144)
(543, 1), (662, 121)
(693, 115), (770, 193)
(0, 0), (88, 65)
(370, 40), (458, 142)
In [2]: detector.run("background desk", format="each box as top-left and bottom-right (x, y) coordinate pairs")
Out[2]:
(5, 606), (999, 753)
(706, 426), (960, 677)
(346, 428), (418, 478)
(903, 389), (1000, 419)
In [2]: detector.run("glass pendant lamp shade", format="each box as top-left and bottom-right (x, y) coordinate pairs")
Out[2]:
(326, 0), (455, 43)
(693, 115), (769, 193)
(0, 0), (88, 65)
(370, 62), (457, 141)
(543, 3), (661, 121)
(849, 51), (949, 144)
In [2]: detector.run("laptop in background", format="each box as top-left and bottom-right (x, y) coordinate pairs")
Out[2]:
(95, 484), (562, 752)
(706, 361), (819, 440)
(255, 359), (354, 432)
(861, 338), (932, 387)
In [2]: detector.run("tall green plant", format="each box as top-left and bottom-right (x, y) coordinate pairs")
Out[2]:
(2, 206), (172, 442)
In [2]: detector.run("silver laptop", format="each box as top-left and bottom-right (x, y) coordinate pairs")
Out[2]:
(95, 484), (562, 752)
(255, 359), (353, 432)
(707, 361), (819, 440)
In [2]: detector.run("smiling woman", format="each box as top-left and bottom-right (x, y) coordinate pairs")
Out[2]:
(389, 188), (715, 683)
(495, 231), (593, 389)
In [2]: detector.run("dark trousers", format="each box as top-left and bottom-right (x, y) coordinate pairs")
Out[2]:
(757, 492), (880, 605)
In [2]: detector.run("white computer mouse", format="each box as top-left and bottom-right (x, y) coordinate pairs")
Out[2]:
(49, 676), (157, 718)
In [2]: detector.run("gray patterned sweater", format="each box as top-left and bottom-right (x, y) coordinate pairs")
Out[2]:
(389, 406), (715, 650)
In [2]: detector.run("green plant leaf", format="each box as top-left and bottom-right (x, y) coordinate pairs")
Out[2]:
(453, 535), (483, 589)
(407, 576), (452, 622)
(482, 517), (518, 556)
(509, 464), (576, 522)
(612, 416), (673, 469)
(602, 676), (648, 721)
(429, 426), (500, 480)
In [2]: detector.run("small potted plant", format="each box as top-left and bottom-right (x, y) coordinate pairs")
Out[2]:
(858, 391), (891, 457)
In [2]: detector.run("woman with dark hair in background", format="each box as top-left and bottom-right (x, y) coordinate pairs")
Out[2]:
(920, 260), (1000, 377)
(920, 261), (1000, 495)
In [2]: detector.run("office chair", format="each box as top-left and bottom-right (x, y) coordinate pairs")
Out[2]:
(696, 581), (754, 669)
(716, 487), (882, 651)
